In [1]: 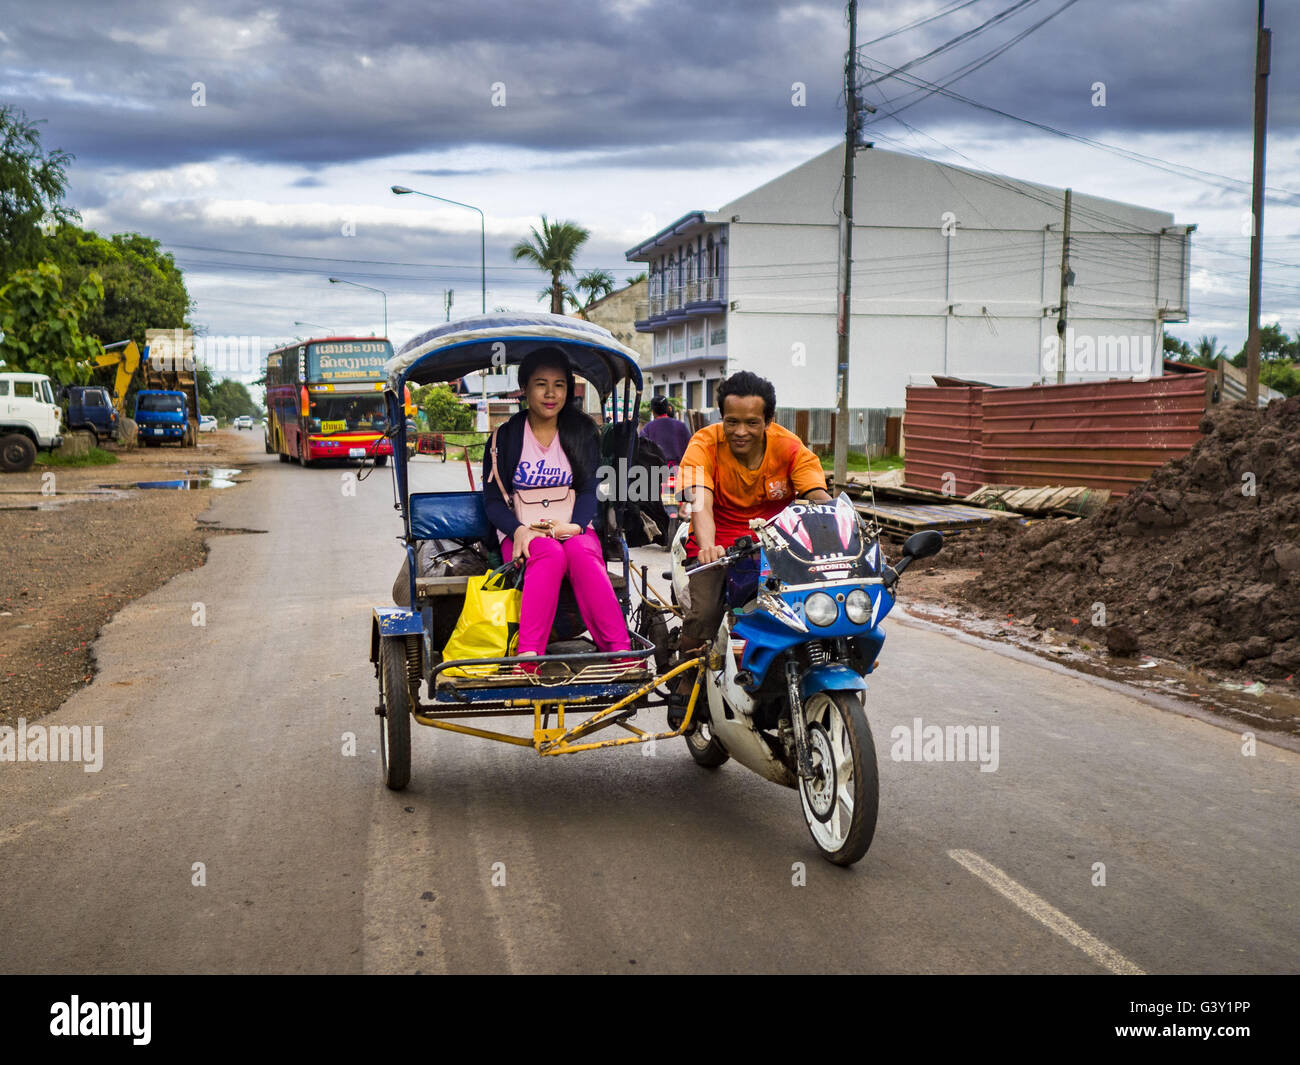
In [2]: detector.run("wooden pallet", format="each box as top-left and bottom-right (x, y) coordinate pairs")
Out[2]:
(964, 483), (1110, 518)
(854, 500), (1022, 535)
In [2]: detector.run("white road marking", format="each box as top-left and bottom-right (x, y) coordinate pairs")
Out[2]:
(948, 848), (1146, 975)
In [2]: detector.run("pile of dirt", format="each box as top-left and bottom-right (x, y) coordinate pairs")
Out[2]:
(952, 397), (1300, 679)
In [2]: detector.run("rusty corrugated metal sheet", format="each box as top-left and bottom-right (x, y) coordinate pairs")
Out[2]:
(903, 386), (984, 495)
(979, 375), (1208, 496)
(904, 374), (1210, 499)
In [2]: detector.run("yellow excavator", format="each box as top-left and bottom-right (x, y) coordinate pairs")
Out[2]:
(84, 334), (202, 446)
(91, 340), (142, 421)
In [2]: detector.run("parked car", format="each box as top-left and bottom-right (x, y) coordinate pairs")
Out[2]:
(234, 415), (253, 430)
(199, 414), (218, 433)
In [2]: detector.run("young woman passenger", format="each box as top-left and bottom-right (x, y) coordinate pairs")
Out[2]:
(481, 348), (631, 661)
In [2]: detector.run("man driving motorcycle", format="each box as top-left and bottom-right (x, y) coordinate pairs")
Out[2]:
(670, 371), (831, 724)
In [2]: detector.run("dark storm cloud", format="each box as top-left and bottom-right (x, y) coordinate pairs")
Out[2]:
(78, 195), (640, 299)
(4, 0), (1292, 172)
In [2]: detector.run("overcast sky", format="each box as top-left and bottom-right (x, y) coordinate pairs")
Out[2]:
(2, 0), (1297, 380)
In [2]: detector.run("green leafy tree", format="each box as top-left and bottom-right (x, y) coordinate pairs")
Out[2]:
(511, 215), (590, 314)
(625, 271), (647, 285)
(0, 260), (104, 382)
(0, 105), (77, 282)
(418, 383), (473, 431)
(205, 378), (262, 421)
(1162, 333), (1193, 360)
(1232, 323), (1296, 367)
(45, 225), (191, 347)
(195, 364), (215, 406)
(1260, 361), (1300, 398)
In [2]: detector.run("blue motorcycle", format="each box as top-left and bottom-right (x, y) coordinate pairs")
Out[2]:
(666, 496), (942, 865)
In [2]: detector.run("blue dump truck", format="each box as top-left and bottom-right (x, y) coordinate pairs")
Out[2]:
(64, 385), (119, 445)
(133, 389), (190, 446)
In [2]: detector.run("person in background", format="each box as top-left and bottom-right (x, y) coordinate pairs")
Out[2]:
(639, 394), (690, 467)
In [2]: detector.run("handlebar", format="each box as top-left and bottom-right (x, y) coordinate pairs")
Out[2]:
(684, 535), (755, 574)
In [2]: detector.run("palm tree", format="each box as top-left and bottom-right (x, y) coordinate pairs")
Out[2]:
(569, 269), (616, 318)
(1195, 335), (1226, 367)
(511, 215), (590, 314)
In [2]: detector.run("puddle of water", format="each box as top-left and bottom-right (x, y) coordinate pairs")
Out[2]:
(100, 467), (242, 490)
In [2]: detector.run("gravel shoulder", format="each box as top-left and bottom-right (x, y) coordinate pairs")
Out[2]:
(0, 430), (262, 727)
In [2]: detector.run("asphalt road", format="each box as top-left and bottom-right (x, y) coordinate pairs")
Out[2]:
(2, 433), (1297, 974)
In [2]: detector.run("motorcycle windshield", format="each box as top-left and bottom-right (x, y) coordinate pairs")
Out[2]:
(760, 493), (881, 585)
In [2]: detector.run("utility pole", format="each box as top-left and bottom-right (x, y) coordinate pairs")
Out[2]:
(1246, 0), (1271, 405)
(443, 289), (455, 322)
(834, 0), (873, 485)
(1055, 188), (1073, 385)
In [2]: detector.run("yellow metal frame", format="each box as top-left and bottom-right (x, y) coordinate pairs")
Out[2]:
(88, 340), (142, 418)
(410, 656), (707, 755)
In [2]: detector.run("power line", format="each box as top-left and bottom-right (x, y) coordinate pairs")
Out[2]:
(862, 58), (1299, 201)
(860, 0), (1048, 87)
(860, 0), (990, 48)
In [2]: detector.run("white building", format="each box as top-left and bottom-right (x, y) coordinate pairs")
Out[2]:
(626, 144), (1193, 411)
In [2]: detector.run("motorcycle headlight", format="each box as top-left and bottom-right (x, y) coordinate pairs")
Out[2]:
(804, 592), (838, 627)
(845, 588), (872, 624)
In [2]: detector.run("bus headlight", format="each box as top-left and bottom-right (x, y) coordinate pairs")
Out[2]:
(804, 592), (838, 627)
(845, 589), (872, 624)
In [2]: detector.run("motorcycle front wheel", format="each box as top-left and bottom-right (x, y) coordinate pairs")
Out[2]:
(797, 691), (879, 867)
(684, 714), (729, 768)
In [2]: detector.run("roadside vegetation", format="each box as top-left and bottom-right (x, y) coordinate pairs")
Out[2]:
(821, 452), (904, 473)
(36, 447), (118, 467)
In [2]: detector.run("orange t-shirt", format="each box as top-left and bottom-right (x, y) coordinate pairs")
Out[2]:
(679, 422), (827, 554)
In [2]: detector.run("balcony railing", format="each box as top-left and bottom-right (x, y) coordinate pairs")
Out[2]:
(687, 276), (722, 303)
(638, 278), (723, 322)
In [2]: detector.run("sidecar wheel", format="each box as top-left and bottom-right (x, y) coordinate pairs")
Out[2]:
(684, 716), (729, 768)
(798, 691), (878, 867)
(378, 637), (412, 790)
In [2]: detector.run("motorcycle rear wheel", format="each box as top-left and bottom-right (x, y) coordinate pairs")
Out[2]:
(797, 691), (878, 867)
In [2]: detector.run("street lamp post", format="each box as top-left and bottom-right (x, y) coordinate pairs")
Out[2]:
(293, 320), (335, 335)
(390, 185), (486, 314)
(327, 278), (388, 337)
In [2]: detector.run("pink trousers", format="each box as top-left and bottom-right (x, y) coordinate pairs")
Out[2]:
(500, 528), (631, 655)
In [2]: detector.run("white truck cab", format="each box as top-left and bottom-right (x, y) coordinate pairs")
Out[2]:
(1, 371), (64, 472)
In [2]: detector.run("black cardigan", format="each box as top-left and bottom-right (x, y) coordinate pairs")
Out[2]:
(482, 410), (600, 538)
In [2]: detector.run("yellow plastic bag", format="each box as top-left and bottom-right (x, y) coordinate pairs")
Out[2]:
(441, 564), (521, 676)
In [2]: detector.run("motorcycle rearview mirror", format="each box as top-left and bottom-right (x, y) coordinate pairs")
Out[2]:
(886, 530), (945, 589)
(902, 530), (944, 561)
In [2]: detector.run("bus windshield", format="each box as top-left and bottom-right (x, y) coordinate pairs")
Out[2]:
(307, 392), (387, 434)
